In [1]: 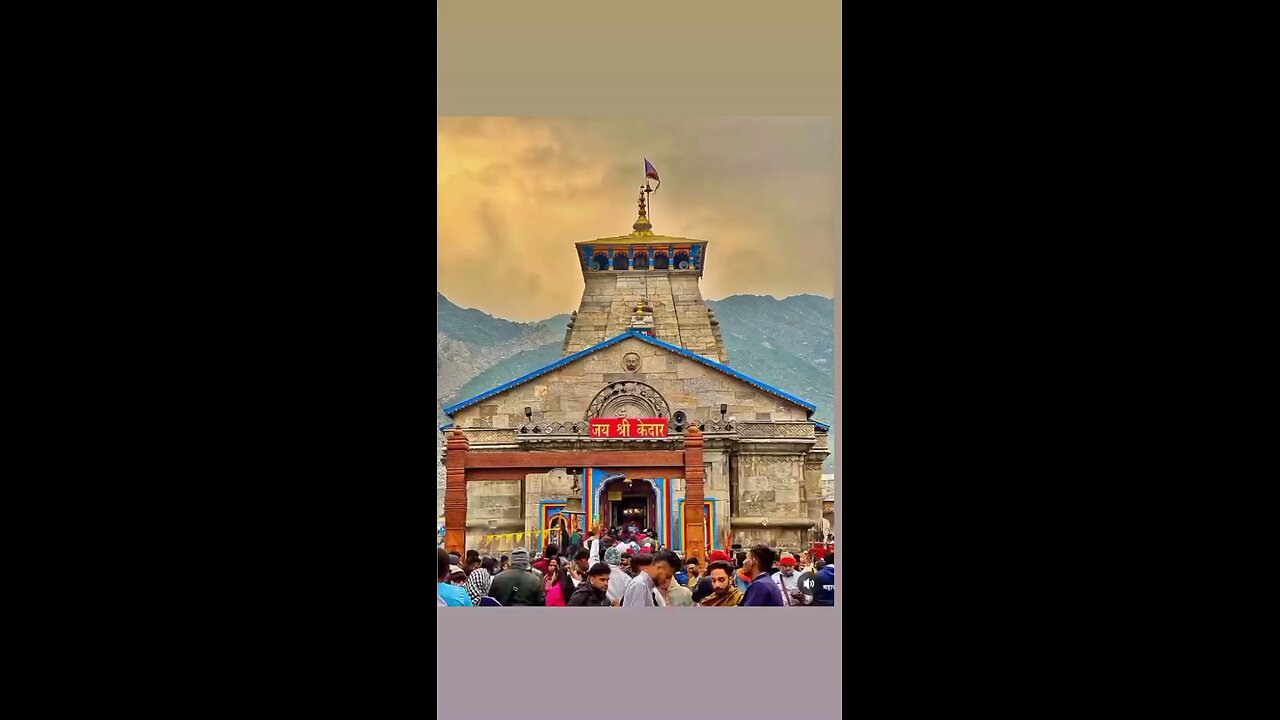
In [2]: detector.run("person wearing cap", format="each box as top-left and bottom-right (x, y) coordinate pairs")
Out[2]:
(487, 547), (546, 606)
(771, 553), (807, 606)
(437, 548), (473, 606)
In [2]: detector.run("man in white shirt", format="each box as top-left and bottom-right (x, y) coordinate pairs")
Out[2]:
(771, 553), (807, 606)
(588, 532), (603, 566)
(621, 551), (680, 607)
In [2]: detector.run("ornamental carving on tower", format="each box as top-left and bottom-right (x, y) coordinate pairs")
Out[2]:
(585, 380), (670, 421)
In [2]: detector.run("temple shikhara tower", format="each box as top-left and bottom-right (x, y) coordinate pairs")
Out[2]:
(563, 189), (726, 362)
(440, 182), (830, 563)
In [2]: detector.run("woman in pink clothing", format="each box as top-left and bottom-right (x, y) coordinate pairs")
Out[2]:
(543, 557), (575, 606)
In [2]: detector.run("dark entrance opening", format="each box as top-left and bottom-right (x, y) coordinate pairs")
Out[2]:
(600, 476), (656, 531)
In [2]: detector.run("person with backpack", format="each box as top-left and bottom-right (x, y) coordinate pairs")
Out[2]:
(487, 547), (545, 606)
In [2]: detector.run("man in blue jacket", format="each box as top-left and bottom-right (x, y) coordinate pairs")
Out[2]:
(740, 544), (786, 606)
(812, 551), (835, 606)
(437, 548), (473, 606)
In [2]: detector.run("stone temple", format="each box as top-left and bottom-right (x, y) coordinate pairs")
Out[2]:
(439, 187), (831, 562)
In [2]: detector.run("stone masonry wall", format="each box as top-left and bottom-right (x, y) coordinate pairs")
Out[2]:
(464, 479), (523, 552)
(564, 275), (617, 353)
(562, 271), (727, 363)
(669, 274), (724, 361)
(450, 337), (808, 430)
(448, 339), (815, 553)
(730, 452), (811, 551)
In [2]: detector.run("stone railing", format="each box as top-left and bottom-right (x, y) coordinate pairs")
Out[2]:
(737, 422), (815, 439)
(456, 428), (518, 445)
(516, 421), (588, 438)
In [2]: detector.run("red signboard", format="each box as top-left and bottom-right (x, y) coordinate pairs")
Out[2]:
(588, 417), (668, 438)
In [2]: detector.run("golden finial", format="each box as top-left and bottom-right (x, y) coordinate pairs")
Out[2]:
(632, 184), (653, 235)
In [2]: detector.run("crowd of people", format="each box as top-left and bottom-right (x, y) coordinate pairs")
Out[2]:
(437, 525), (836, 608)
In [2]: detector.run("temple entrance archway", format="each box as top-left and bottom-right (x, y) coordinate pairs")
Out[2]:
(600, 475), (657, 531)
(547, 514), (571, 549)
(443, 429), (708, 563)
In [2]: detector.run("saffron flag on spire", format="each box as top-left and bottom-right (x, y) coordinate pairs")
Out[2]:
(644, 158), (661, 191)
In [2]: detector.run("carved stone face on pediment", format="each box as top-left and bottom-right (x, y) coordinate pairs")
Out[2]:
(585, 381), (670, 420)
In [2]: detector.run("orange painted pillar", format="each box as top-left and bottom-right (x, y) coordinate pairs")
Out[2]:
(444, 429), (469, 554)
(683, 425), (706, 563)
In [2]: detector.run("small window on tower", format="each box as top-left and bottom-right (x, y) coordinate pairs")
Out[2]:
(654, 253), (669, 270)
(593, 253), (609, 271)
(634, 252), (648, 269)
(613, 251), (629, 270)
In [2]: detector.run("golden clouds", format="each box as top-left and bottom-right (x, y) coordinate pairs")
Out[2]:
(437, 117), (835, 321)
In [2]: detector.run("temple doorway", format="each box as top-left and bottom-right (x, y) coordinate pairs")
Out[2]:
(548, 514), (571, 549)
(600, 476), (657, 532)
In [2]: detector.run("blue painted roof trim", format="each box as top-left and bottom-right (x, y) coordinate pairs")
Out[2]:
(443, 329), (818, 417)
(813, 421), (830, 431)
(439, 422), (455, 432)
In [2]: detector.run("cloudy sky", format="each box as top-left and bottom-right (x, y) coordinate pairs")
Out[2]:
(438, 117), (836, 322)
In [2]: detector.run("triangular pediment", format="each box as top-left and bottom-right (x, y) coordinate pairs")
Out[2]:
(443, 330), (817, 430)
